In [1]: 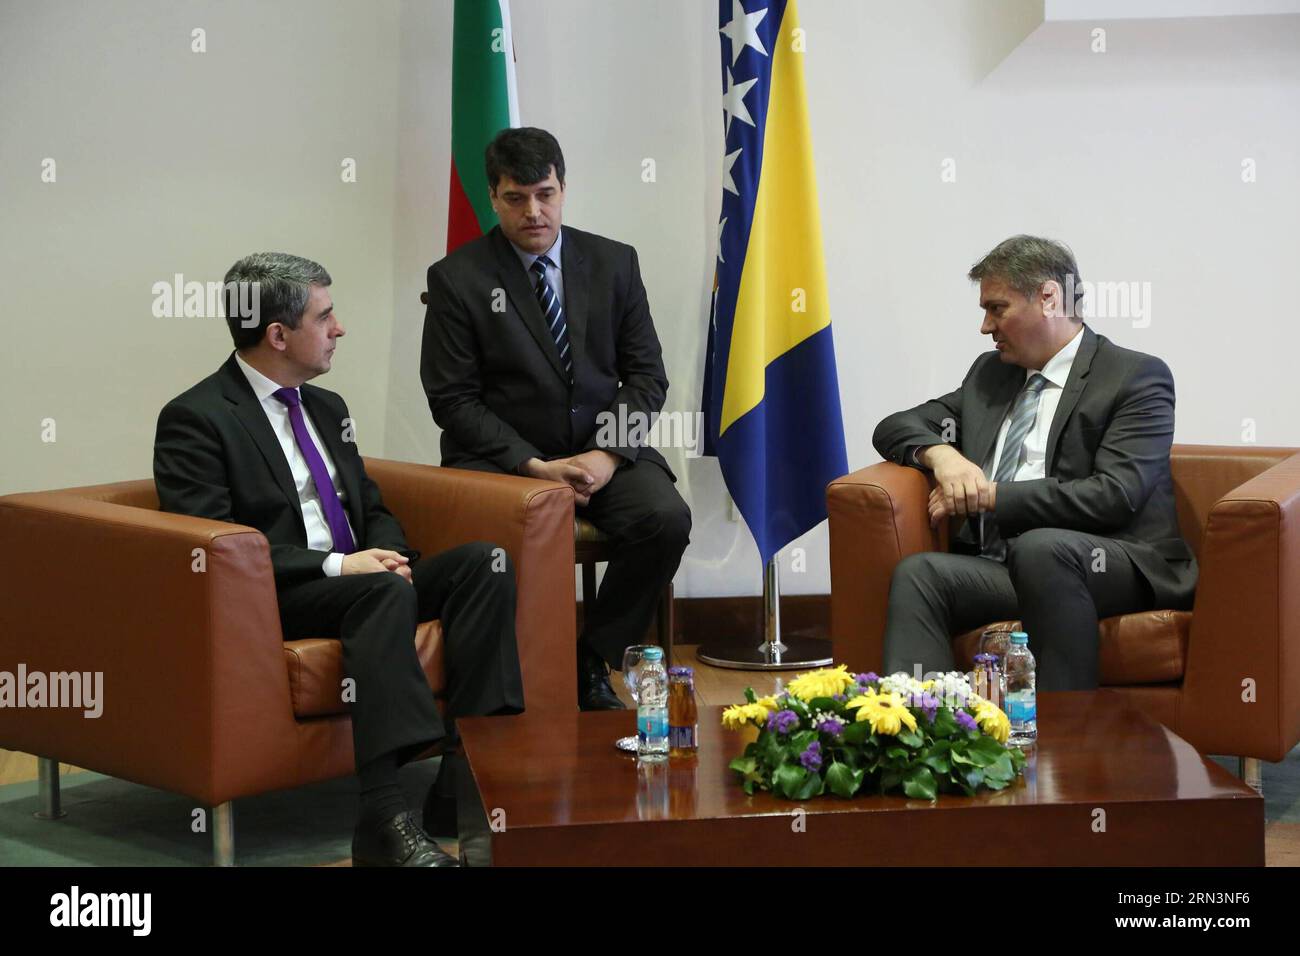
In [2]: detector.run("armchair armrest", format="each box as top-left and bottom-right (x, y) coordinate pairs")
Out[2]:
(363, 459), (577, 714)
(0, 490), (300, 805)
(827, 462), (942, 673)
(1180, 451), (1300, 761)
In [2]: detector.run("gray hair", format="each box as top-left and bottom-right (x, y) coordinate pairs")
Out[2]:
(968, 235), (1083, 318)
(223, 252), (332, 349)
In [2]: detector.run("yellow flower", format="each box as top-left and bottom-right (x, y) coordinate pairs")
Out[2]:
(787, 665), (856, 702)
(754, 695), (779, 710)
(847, 689), (917, 736)
(721, 702), (771, 731)
(973, 701), (1010, 744)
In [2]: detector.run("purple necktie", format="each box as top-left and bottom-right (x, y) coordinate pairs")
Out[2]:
(272, 387), (357, 555)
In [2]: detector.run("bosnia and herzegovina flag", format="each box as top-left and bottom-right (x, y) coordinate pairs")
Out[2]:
(702, 0), (848, 570)
(446, 0), (519, 254)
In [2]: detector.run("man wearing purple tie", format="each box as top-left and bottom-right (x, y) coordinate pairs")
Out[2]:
(153, 252), (524, 867)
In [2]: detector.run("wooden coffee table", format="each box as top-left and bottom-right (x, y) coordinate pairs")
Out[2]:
(456, 690), (1263, 866)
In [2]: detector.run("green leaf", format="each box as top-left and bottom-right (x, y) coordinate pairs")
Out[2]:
(884, 745), (909, 762)
(794, 773), (824, 800)
(841, 721), (871, 745)
(963, 768), (984, 790)
(930, 709), (958, 737)
(825, 761), (864, 799)
(880, 769), (903, 793)
(808, 696), (839, 714)
(922, 751), (951, 774)
(744, 687), (757, 704)
(728, 756), (757, 775)
(896, 728), (925, 749)
(789, 730), (818, 752)
(983, 752), (1015, 785)
(902, 766), (938, 801)
(774, 763), (806, 800)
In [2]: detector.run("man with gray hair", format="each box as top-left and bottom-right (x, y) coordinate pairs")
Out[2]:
(872, 235), (1196, 690)
(154, 252), (524, 866)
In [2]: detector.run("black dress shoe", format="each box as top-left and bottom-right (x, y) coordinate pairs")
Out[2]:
(352, 811), (459, 867)
(578, 645), (627, 711)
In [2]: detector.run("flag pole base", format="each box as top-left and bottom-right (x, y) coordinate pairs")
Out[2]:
(695, 554), (834, 671)
(697, 635), (834, 671)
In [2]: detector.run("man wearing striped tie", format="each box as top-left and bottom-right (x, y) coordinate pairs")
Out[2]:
(422, 128), (691, 712)
(872, 236), (1197, 691)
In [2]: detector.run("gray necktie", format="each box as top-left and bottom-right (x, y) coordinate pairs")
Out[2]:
(982, 373), (1048, 559)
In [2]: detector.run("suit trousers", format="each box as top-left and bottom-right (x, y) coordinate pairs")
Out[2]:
(881, 527), (1155, 691)
(449, 456), (691, 668)
(276, 542), (525, 769)
(578, 458), (691, 668)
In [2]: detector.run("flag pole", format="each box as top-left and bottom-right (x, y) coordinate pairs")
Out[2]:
(697, 552), (834, 671)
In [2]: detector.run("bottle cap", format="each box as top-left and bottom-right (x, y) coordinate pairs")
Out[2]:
(1010, 631), (1029, 644)
(643, 647), (664, 661)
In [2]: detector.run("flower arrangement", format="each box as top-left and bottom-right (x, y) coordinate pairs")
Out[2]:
(723, 665), (1025, 801)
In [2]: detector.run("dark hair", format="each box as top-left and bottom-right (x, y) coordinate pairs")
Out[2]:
(223, 252), (332, 350)
(968, 235), (1084, 318)
(484, 127), (565, 191)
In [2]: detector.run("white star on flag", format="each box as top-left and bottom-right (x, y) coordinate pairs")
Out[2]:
(717, 218), (727, 263)
(722, 68), (758, 136)
(722, 148), (742, 195)
(720, 0), (769, 66)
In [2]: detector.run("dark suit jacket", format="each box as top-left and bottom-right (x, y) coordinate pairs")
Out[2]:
(153, 354), (414, 590)
(421, 224), (672, 477)
(872, 325), (1196, 609)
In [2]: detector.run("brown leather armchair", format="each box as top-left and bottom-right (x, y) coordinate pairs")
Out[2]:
(828, 444), (1300, 776)
(0, 459), (576, 864)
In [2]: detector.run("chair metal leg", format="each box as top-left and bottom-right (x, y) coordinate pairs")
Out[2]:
(657, 582), (675, 663)
(212, 802), (235, 867)
(1238, 757), (1263, 795)
(34, 757), (66, 820)
(580, 561), (598, 631)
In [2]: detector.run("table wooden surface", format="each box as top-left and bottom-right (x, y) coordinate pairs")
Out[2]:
(457, 690), (1263, 866)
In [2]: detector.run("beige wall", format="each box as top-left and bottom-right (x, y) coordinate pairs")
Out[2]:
(4, 1), (1298, 603)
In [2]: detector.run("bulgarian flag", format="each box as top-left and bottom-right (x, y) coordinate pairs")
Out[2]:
(447, 0), (520, 253)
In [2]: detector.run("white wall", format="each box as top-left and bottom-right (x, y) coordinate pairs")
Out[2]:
(0, 0), (403, 490)
(5, 1), (1298, 601)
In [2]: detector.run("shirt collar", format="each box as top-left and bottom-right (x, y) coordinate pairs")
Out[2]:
(1032, 325), (1084, 389)
(234, 351), (296, 403)
(510, 229), (563, 274)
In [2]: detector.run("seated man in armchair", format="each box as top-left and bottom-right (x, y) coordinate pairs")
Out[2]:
(872, 235), (1196, 690)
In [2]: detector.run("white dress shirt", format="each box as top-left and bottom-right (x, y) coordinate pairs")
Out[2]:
(234, 353), (354, 577)
(986, 325), (1085, 482)
(512, 230), (565, 310)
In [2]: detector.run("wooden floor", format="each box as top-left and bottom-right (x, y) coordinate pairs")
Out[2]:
(5, 646), (1298, 866)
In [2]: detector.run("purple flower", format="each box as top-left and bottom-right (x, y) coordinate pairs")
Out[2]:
(853, 672), (879, 686)
(766, 709), (800, 735)
(832, 693), (846, 702)
(799, 740), (823, 772)
(909, 692), (941, 722)
(955, 709), (978, 733)
(817, 717), (845, 737)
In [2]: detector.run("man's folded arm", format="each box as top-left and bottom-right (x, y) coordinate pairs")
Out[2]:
(153, 400), (332, 586)
(581, 246), (668, 464)
(421, 264), (545, 474)
(872, 381), (966, 471)
(996, 356), (1176, 536)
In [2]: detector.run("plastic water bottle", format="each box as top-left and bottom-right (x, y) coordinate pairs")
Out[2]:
(1004, 631), (1037, 746)
(636, 647), (669, 760)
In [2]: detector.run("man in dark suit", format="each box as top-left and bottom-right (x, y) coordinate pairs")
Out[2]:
(421, 127), (691, 711)
(873, 235), (1196, 690)
(154, 252), (524, 866)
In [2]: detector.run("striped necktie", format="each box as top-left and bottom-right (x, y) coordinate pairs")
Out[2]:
(982, 373), (1048, 560)
(531, 256), (572, 378)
